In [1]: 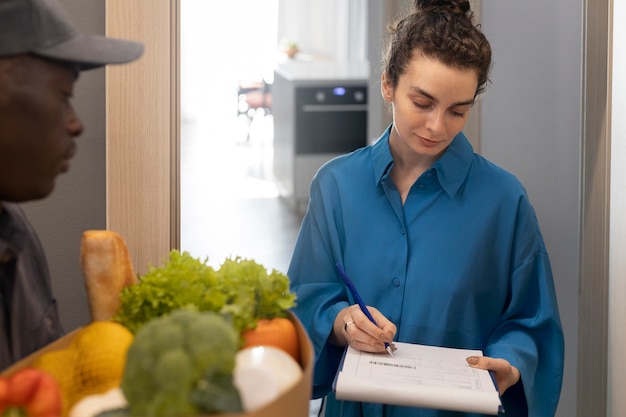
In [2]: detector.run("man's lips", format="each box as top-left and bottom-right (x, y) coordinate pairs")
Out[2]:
(60, 158), (71, 173)
(60, 143), (77, 173)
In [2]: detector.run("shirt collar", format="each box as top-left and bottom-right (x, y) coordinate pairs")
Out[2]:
(372, 124), (395, 184)
(0, 203), (25, 254)
(432, 130), (474, 198)
(371, 124), (474, 198)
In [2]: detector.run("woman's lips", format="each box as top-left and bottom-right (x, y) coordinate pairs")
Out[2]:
(418, 136), (439, 148)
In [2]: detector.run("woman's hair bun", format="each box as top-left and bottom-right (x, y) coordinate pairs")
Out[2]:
(414, 0), (472, 19)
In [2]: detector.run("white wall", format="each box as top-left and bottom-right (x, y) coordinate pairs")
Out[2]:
(277, 0), (368, 63)
(480, 2), (582, 416)
(277, 0), (339, 60)
(609, 1), (626, 414)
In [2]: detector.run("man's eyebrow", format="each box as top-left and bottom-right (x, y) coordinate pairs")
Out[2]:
(411, 87), (475, 107)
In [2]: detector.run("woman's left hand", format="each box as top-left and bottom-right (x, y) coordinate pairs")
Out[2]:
(466, 356), (520, 395)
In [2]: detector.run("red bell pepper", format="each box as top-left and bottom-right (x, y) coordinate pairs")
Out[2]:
(0, 368), (61, 417)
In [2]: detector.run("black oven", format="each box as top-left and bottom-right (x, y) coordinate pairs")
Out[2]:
(294, 85), (368, 155)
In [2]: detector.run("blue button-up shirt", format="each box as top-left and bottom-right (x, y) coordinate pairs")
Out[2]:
(288, 125), (564, 417)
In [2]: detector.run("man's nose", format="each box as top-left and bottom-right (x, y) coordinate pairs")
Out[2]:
(68, 106), (84, 137)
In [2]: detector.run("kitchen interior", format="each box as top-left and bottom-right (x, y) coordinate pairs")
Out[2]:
(179, 0), (378, 274)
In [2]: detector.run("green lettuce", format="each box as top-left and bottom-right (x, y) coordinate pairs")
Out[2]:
(113, 250), (296, 334)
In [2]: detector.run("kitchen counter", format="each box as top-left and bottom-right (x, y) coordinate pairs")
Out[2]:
(274, 61), (370, 83)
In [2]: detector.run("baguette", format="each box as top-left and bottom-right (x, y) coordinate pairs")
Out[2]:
(80, 230), (137, 322)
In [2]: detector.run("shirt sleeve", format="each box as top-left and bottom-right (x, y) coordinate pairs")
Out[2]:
(484, 194), (564, 416)
(288, 170), (351, 398)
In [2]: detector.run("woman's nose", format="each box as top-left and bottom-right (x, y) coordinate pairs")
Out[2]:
(425, 110), (445, 135)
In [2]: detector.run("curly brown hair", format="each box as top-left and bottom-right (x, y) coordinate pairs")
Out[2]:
(382, 0), (492, 97)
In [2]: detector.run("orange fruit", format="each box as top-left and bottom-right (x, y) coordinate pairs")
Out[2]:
(241, 318), (300, 364)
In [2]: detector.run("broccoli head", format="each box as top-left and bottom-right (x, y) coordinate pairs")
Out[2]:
(121, 308), (243, 417)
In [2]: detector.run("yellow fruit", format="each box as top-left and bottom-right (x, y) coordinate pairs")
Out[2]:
(34, 348), (77, 415)
(34, 321), (134, 416)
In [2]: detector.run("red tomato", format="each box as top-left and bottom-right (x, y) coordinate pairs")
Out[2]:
(3, 368), (61, 417)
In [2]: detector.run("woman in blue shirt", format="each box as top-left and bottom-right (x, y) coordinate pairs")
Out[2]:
(288, 1), (564, 416)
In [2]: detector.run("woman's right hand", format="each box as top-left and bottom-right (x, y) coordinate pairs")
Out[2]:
(330, 304), (396, 353)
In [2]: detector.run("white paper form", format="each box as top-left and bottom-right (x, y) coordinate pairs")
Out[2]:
(334, 342), (503, 415)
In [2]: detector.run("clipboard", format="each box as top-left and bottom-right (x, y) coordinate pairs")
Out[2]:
(333, 342), (505, 415)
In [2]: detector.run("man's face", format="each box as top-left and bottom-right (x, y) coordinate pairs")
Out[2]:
(0, 55), (84, 202)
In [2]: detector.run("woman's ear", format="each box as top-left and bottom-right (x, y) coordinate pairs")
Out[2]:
(381, 73), (392, 103)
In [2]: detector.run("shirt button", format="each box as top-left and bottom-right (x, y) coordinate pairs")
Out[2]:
(418, 184), (425, 190)
(392, 278), (401, 287)
(426, 171), (433, 178)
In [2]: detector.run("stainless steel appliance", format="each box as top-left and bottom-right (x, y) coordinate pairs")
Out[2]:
(273, 62), (369, 214)
(294, 85), (367, 154)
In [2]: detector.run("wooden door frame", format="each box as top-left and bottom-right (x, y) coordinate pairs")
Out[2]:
(578, 0), (611, 415)
(105, 0), (180, 274)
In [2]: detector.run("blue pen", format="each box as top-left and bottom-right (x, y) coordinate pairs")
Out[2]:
(335, 263), (394, 357)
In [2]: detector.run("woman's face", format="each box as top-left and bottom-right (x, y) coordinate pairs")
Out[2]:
(382, 54), (478, 162)
(0, 55), (84, 202)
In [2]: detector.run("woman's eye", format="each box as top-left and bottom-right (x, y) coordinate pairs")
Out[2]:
(413, 101), (431, 110)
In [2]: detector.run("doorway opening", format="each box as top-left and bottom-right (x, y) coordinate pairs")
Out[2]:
(179, 0), (301, 273)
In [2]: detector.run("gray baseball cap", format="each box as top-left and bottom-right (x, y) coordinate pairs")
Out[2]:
(0, 0), (144, 70)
